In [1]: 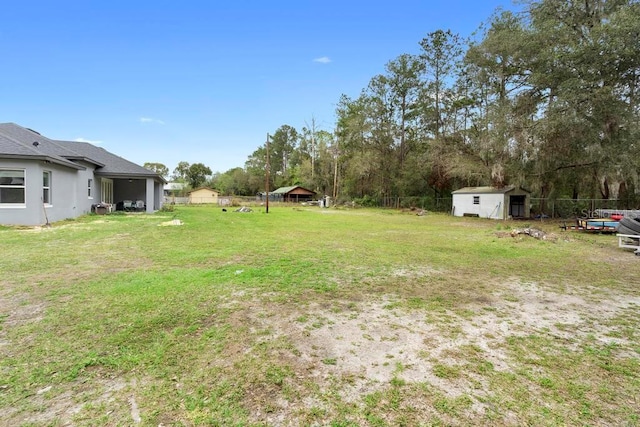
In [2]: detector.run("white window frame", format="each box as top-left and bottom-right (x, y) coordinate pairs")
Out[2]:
(0, 169), (26, 207)
(88, 178), (93, 199)
(43, 171), (52, 206)
(473, 196), (480, 205)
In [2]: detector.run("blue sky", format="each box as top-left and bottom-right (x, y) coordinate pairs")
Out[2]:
(1, 0), (518, 175)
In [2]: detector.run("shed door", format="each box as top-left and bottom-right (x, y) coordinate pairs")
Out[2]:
(510, 195), (525, 217)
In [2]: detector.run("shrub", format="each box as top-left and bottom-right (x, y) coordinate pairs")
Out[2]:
(352, 195), (378, 207)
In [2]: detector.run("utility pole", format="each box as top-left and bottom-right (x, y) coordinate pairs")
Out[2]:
(332, 131), (339, 201)
(310, 117), (316, 179)
(265, 132), (271, 214)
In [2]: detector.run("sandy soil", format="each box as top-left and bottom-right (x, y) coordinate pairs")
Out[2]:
(2, 275), (638, 425)
(228, 278), (640, 423)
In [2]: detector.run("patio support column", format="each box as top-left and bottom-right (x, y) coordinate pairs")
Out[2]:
(146, 178), (154, 213)
(155, 181), (163, 210)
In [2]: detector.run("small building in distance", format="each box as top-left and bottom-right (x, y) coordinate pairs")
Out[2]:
(452, 186), (531, 219)
(163, 182), (187, 197)
(188, 187), (219, 204)
(261, 186), (316, 203)
(163, 182), (188, 204)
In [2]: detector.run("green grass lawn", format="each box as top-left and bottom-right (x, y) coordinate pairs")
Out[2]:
(1, 206), (639, 426)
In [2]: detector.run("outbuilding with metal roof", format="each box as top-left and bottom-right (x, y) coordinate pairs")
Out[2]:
(451, 186), (531, 219)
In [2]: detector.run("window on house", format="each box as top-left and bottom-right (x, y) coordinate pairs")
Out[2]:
(43, 171), (51, 204)
(88, 179), (93, 198)
(0, 169), (26, 204)
(473, 196), (480, 205)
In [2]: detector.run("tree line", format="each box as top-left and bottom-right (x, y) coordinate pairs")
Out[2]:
(148, 0), (640, 209)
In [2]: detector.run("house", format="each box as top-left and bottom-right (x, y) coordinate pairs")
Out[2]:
(164, 182), (188, 204)
(451, 186), (531, 219)
(0, 123), (166, 226)
(263, 186), (316, 203)
(163, 182), (187, 197)
(188, 187), (219, 204)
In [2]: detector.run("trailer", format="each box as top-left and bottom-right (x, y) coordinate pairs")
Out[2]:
(617, 234), (640, 256)
(560, 218), (620, 233)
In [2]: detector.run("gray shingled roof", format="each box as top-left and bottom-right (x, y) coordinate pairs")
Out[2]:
(55, 140), (162, 179)
(0, 122), (164, 182)
(0, 123), (85, 169)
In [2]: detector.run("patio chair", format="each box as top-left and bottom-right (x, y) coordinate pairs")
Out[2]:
(135, 200), (145, 211)
(122, 200), (133, 211)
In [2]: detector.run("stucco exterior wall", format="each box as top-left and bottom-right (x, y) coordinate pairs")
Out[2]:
(153, 180), (163, 211)
(74, 161), (98, 215)
(46, 162), (85, 223)
(0, 159), (92, 226)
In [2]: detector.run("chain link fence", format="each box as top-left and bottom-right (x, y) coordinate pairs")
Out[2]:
(163, 196), (267, 207)
(363, 196), (637, 218)
(530, 198), (640, 219)
(347, 196), (637, 218)
(163, 194), (638, 219)
(334, 196), (452, 212)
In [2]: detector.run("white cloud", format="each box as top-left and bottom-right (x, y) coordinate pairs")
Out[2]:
(139, 117), (165, 125)
(313, 56), (332, 64)
(74, 137), (103, 145)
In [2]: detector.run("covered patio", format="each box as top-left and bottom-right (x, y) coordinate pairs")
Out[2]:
(97, 175), (164, 213)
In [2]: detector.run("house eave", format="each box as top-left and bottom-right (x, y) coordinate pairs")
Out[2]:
(0, 154), (86, 170)
(62, 155), (105, 168)
(94, 171), (167, 183)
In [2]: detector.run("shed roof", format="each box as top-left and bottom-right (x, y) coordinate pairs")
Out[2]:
(164, 182), (187, 191)
(271, 185), (315, 195)
(452, 186), (530, 195)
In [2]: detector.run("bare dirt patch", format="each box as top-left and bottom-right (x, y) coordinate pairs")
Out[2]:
(0, 284), (46, 352)
(236, 278), (640, 422)
(14, 377), (141, 427)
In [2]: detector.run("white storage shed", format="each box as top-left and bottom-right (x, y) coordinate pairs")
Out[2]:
(452, 186), (531, 219)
